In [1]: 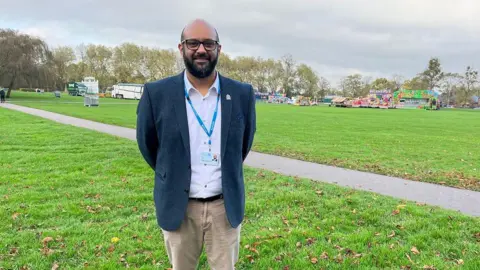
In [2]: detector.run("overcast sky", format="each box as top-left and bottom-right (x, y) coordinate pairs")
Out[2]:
(1, 0), (479, 84)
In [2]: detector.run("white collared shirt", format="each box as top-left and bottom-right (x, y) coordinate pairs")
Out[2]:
(184, 71), (222, 198)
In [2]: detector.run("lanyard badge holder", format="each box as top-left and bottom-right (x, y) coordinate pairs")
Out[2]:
(185, 85), (221, 165)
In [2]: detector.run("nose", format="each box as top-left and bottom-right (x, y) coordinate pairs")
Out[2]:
(196, 43), (207, 53)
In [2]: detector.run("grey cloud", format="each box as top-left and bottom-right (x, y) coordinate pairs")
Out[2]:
(1, 0), (479, 84)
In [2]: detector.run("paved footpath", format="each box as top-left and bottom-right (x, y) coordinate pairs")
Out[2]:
(2, 103), (479, 217)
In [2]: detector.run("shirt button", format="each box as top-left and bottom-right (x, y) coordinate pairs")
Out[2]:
(204, 185), (207, 188)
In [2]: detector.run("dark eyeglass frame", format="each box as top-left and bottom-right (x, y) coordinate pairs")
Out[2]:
(181, 39), (219, 51)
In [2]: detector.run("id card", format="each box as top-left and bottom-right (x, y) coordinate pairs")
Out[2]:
(201, 152), (219, 166)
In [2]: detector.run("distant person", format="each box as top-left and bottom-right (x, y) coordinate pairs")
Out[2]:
(0, 88), (5, 103)
(136, 19), (256, 269)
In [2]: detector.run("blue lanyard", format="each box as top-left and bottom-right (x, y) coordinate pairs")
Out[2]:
(184, 85), (220, 151)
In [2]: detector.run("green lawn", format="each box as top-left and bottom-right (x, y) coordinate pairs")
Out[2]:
(6, 90), (480, 191)
(1, 108), (479, 269)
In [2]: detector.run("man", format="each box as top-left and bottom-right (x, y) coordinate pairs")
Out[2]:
(0, 88), (5, 103)
(136, 19), (256, 269)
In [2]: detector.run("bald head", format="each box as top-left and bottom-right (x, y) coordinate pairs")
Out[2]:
(180, 19), (219, 43)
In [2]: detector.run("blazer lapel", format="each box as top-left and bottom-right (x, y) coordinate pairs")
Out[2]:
(220, 74), (232, 160)
(172, 71), (191, 160)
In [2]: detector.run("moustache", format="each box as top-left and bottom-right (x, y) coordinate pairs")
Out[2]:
(193, 54), (210, 60)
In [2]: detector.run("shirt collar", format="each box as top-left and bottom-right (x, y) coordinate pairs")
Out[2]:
(184, 70), (220, 95)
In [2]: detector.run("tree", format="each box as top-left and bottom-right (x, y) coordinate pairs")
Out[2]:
(317, 76), (330, 100)
(458, 66), (478, 105)
(391, 74), (405, 90)
(419, 57), (444, 90)
(52, 46), (76, 86)
(142, 47), (177, 82)
(295, 64), (319, 97)
(280, 54), (296, 97)
(340, 74), (364, 97)
(0, 28), (54, 97)
(440, 73), (461, 106)
(402, 76), (429, 90)
(370, 78), (395, 91)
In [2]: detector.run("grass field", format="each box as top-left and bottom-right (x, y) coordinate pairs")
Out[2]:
(6, 91), (480, 191)
(1, 108), (479, 269)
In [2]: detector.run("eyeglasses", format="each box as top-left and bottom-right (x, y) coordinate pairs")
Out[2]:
(182, 39), (219, 51)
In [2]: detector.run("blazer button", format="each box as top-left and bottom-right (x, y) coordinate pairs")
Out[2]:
(188, 165), (191, 169)
(184, 189), (189, 193)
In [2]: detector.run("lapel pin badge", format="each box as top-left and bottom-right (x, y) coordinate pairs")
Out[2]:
(226, 94), (231, 100)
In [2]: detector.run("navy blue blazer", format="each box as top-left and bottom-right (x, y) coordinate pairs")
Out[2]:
(136, 71), (256, 231)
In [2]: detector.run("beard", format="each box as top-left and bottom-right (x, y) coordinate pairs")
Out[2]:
(183, 50), (218, 79)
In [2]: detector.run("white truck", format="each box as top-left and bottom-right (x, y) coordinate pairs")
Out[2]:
(81, 77), (99, 94)
(112, 83), (144, 99)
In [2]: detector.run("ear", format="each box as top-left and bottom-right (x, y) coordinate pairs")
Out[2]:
(217, 44), (222, 55)
(178, 43), (183, 54)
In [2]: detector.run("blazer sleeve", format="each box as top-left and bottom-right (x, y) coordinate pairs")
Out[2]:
(136, 83), (158, 170)
(242, 84), (256, 161)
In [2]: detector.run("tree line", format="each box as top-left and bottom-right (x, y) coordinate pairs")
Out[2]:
(1, 28), (478, 105)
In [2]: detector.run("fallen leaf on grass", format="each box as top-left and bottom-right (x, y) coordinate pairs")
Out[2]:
(374, 232), (381, 236)
(306, 238), (316, 246)
(41, 247), (54, 256)
(416, 202), (426, 206)
(405, 253), (415, 264)
(423, 265), (436, 270)
(249, 247), (259, 254)
(315, 190), (324, 196)
(310, 257), (318, 264)
(456, 259), (464, 265)
(283, 266), (290, 270)
(12, 212), (20, 220)
(335, 253), (344, 263)
(51, 262), (59, 270)
(141, 213), (148, 221)
(396, 225), (405, 230)
(411, 246), (420, 255)
(389, 244), (395, 249)
(320, 252), (329, 259)
(256, 171), (266, 178)
(9, 247), (19, 256)
(132, 207), (138, 212)
(388, 231), (396, 238)
(401, 266), (412, 270)
(246, 255), (254, 263)
(392, 209), (400, 215)
(474, 232), (480, 241)
(296, 242), (302, 248)
(42, 237), (54, 244)
(108, 245), (115, 253)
